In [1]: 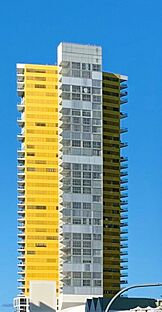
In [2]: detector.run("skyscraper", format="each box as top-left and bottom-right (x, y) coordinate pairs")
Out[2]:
(14, 42), (128, 312)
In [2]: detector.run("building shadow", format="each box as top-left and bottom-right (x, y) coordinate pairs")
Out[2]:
(30, 302), (56, 312)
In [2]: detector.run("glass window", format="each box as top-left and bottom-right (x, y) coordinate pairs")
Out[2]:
(82, 94), (91, 101)
(83, 234), (91, 240)
(73, 248), (81, 255)
(92, 87), (101, 94)
(73, 179), (81, 186)
(63, 163), (71, 170)
(73, 187), (81, 194)
(82, 87), (91, 94)
(93, 195), (101, 202)
(72, 69), (80, 77)
(83, 249), (91, 255)
(93, 95), (101, 103)
(73, 202), (81, 209)
(72, 85), (80, 93)
(93, 280), (101, 286)
(92, 64), (101, 71)
(83, 202), (91, 209)
(73, 256), (81, 263)
(72, 140), (81, 147)
(92, 79), (101, 87)
(83, 187), (91, 194)
(72, 62), (80, 69)
(93, 249), (101, 256)
(73, 233), (81, 239)
(83, 164), (91, 171)
(93, 234), (101, 240)
(73, 171), (81, 178)
(72, 117), (81, 124)
(62, 84), (70, 92)
(83, 280), (91, 286)
(83, 126), (91, 132)
(82, 71), (91, 78)
(83, 180), (91, 186)
(73, 218), (81, 225)
(83, 272), (91, 278)
(93, 111), (101, 118)
(83, 172), (91, 179)
(72, 164), (81, 170)
(72, 93), (80, 100)
(72, 109), (81, 116)
(93, 165), (101, 171)
(83, 241), (91, 248)
(83, 141), (91, 148)
(62, 92), (70, 100)
(83, 118), (91, 125)
(72, 124), (81, 132)
(82, 63), (91, 70)
(73, 272), (81, 278)
(73, 240), (81, 247)
(93, 141), (101, 149)
(73, 279), (81, 286)
(62, 107), (71, 115)
(82, 110), (91, 117)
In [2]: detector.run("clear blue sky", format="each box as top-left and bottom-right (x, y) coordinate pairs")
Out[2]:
(0, 0), (162, 309)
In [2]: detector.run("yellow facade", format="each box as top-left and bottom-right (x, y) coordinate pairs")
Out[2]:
(17, 64), (59, 297)
(102, 72), (128, 297)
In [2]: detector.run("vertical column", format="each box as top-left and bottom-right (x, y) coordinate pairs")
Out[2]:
(57, 43), (103, 305)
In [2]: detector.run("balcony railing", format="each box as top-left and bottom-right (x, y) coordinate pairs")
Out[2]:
(120, 98), (128, 105)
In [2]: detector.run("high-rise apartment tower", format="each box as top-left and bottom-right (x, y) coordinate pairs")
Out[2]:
(14, 42), (128, 312)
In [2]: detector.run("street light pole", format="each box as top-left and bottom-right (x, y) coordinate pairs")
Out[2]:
(105, 283), (162, 312)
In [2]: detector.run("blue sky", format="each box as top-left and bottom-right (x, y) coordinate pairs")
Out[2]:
(0, 0), (162, 309)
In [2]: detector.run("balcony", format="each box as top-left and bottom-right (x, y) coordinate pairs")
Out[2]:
(121, 273), (128, 278)
(120, 163), (128, 170)
(18, 271), (25, 276)
(121, 214), (128, 220)
(17, 104), (25, 113)
(17, 225), (25, 230)
(17, 157), (25, 164)
(17, 255), (25, 259)
(120, 142), (128, 148)
(17, 119), (25, 127)
(120, 279), (128, 284)
(120, 178), (128, 184)
(18, 262), (25, 267)
(17, 233), (25, 238)
(120, 98), (128, 105)
(120, 258), (128, 263)
(18, 248), (25, 253)
(120, 156), (128, 162)
(121, 243), (128, 249)
(120, 236), (128, 242)
(120, 128), (128, 134)
(120, 200), (128, 206)
(17, 150), (25, 157)
(120, 91), (128, 97)
(17, 165), (25, 173)
(17, 134), (25, 142)
(120, 221), (128, 227)
(17, 82), (25, 97)
(17, 172), (25, 178)
(18, 210), (25, 216)
(17, 203), (25, 209)
(121, 207), (128, 213)
(120, 193), (128, 199)
(120, 185), (128, 191)
(120, 112), (128, 119)
(120, 83), (127, 90)
(120, 228), (128, 234)
(121, 265), (128, 270)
